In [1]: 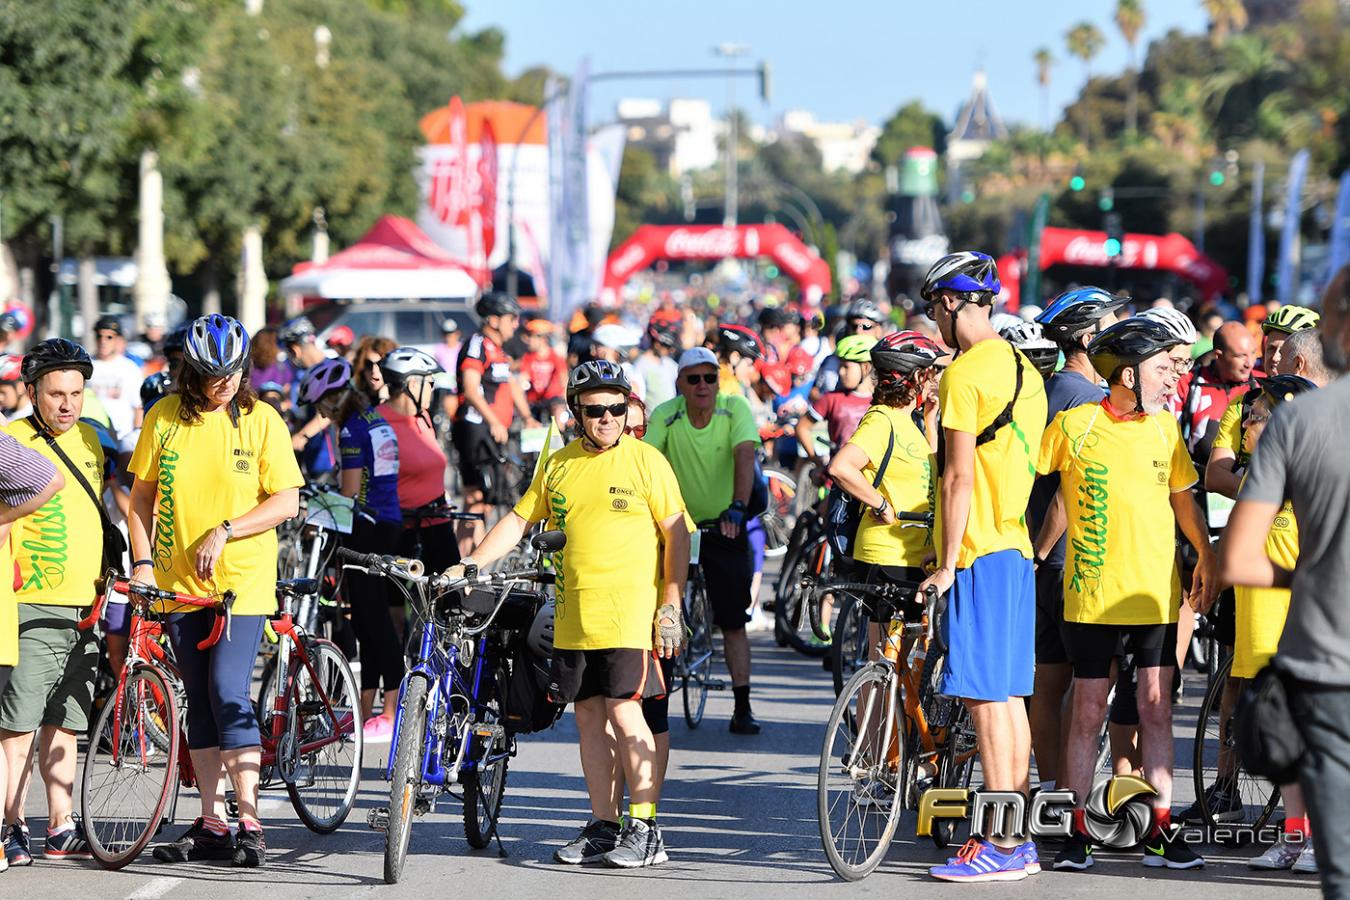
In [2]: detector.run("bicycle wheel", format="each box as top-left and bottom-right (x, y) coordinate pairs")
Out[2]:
(81, 667), (180, 869)
(831, 595), (871, 696)
(931, 704), (978, 849)
(818, 663), (904, 881)
(462, 671), (509, 849)
(778, 536), (832, 658)
(1193, 655), (1279, 838)
(683, 571), (714, 728)
(384, 676), (429, 884)
(760, 467), (798, 559)
(285, 639), (363, 834)
(773, 514), (814, 620)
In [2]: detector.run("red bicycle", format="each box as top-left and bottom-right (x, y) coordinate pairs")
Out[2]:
(78, 571), (362, 869)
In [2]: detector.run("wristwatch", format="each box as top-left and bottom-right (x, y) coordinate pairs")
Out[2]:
(873, 497), (890, 517)
(222, 519), (234, 540)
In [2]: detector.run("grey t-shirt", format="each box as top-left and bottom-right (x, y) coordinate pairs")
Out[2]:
(1241, 374), (1350, 685)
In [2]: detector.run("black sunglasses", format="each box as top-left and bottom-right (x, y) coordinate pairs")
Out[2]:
(581, 402), (628, 419)
(684, 373), (718, 385)
(849, 320), (878, 331)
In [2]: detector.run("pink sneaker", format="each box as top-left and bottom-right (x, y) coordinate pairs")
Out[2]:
(363, 715), (394, 744)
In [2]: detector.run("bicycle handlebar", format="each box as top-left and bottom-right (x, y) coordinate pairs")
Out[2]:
(78, 568), (238, 650)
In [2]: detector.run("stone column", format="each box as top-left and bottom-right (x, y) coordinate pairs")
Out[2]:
(238, 224), (266, 333)
(132, 149), (172, 331)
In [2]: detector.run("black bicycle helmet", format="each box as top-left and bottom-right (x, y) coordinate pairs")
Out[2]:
(278, 316), (317, 346)
(844, 298), (886, 324)
(1260, 374), (1317, 407)
(758, 306), (794, 329)
(871, 330), (947, 375)
(379, 346), (441, 386)
(718, 324), (765, 361)
(1087, 317), (1184, 383)
(140, 371), (173, 408)
(21, 338), (94, 385)
(566, 360), (632, 406)
(475, 291), (522, 319)
(1036, 287), (1132, 346)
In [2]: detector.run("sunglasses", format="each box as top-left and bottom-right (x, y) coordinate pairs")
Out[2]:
(850, 320), (878, 331)
(581, 402), (628, 419)
(627, 422), (648, 439)
(684, 373), (719, 385)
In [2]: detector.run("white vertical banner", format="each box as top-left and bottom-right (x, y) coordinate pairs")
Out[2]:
(545, 74), (567, 310)
(548, 58), (593, 321)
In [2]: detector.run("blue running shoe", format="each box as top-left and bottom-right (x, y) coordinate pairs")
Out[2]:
(4, 823), (33, 867)
(1018, 840), (1041, 874)
(930, 838), (1031, 882)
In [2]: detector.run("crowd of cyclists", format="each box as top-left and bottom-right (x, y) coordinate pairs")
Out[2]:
(0, 249), (1344, 890)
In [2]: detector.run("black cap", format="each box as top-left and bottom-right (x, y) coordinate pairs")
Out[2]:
(94, 315), (123, 336)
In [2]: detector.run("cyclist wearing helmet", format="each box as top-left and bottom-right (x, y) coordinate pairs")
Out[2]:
(811, 298), (886, 397)
(1025, 287), (1124, 792)
(521, 319), (568, 424)
(994, 316), (1061, 379)
(375, 348), (460, 585)
(127, 315), (303, 868)
(646, 347), (763, 735)
(454, 291), (535, 550)
(757, 305), (802, 361)
(715, 323), (765, 396)
(456, 360), (690, 869)
(1038, 316), (1216, 874)
(0, 340), (106, 863)
(635, 319), (680, 409)
(918, 251), (1048, 882)
(279, 317), (340, 475)
(299, 358), (404, 744)
(795, 334), (876, 474)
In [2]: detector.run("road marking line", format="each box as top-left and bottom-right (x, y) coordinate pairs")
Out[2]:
(125, 876), (183, 900)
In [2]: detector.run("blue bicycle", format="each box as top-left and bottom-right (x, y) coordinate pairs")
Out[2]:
(338, 531), (563, 884)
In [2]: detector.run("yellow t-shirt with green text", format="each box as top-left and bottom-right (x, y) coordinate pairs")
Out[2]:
(514, 436), (686, 651)
(937, 338), (1047, 569)
(847, 405), (934, 568)
(1037, 402), (1198, 625)
(5, 419), (105, 607)
(128, 396), (303, 616)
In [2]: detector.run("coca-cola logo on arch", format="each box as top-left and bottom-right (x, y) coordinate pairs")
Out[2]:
(664, 228), (742, 258)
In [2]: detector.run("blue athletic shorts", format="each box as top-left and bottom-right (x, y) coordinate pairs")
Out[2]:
(939, 549), (1035, 702)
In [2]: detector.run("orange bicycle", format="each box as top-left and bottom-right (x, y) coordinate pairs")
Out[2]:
(78, 570), (361, 869)
(816, 581), (978, 881)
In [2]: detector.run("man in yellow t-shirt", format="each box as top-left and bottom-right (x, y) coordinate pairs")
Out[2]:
(1037, 317), (1217, 872)
(456, 361), (689, 870)
(913, 254), (1047, 881)
(0, 340), (107, 861)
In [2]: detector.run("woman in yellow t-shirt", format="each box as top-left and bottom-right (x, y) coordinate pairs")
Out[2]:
(1236, 375), (1318, 872)
(127, 316), (303, 867)
(828, 331), (946, 637)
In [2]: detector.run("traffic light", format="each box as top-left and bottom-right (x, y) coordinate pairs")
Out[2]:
(1103, 212), (1124, 259)
(1098, 187), (1114, 211)
(1069, 174), (1085, 192)
(1209, 168), (1226, 187)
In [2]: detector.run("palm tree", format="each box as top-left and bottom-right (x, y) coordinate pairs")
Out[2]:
(1115, 0), (1146, 137)
(1203, 0), (1249, 46)
(1034, 47), (1054, 134)
(1065, 22), (1105, 144)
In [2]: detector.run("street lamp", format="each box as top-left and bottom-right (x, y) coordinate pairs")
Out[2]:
(714, 43), (750, 228)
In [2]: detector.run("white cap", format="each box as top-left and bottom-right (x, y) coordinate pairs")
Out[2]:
(677, 346), (718, 373)
(593, 323), (640, 349)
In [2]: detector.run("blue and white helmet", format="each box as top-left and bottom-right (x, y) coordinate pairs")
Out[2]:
(184, 314), (250, 377)
(920, 251), (1001, 304)
(1036, 286), (1130, 345)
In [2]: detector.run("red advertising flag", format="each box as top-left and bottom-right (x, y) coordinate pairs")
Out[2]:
(428, 96), (471, 227)
(478, 118), (498, 259)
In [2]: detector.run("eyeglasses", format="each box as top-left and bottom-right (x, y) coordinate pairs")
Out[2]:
(850, 320), (878, 331)
(684, 373), (719, 385)
(922, 304), (938, 322)
(362, 359), (380, 372)
(627, 422), (648, 439)
(581, 402), (628, 420)
(1244, 410), (1270, 425)
(1165, 357), (1195, 375)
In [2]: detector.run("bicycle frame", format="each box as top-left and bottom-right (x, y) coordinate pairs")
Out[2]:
(259, 607), (355, 774)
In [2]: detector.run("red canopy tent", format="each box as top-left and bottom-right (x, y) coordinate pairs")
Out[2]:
(281, 215), (486, 301)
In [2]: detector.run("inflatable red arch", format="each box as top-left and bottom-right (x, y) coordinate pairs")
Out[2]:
(600, 224), (831, 306)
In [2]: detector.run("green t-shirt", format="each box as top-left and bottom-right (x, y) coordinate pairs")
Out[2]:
(644, 393), (761, 524)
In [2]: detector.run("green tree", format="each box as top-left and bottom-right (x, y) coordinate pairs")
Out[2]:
(1066, 21), (1106, 145)
(1034, 47), (1054, 133)
(1115, 0), (1146, 137)
(871, 100), (946, 169)
(1202, 0), (1249, 46)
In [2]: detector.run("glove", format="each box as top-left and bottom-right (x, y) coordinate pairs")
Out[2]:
(720, 500), (747, 529)
(654, 603), (685, 657)
(444, 558), (478, 582)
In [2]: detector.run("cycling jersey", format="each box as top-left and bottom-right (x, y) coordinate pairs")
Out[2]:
(4, 418), (105, 607)
(1026, 370), (1105, 569)
(846, 406), (934, 568)
(1170, 362), (1261, 468)
(376, 403), (448, 512)
(128, 395), (304, 616)
(937, 339), (1048, 569)
(1037, 401), (1198, 625)
(521, 348), (566, 409)
(338, 408), (401, 524)
(644, 393), (761, 524)
(810, 389), (871, 449)
(1210, 392), (1252, 466)
(514, 437), (686, 651)
(456, 332), (515, 427)
(1233, 496), (1298, 678)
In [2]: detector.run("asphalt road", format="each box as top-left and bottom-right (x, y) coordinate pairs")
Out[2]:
(10, 627), (1323, 899)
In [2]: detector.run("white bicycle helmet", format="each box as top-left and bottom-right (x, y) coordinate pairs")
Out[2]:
(526, 599), (555, 659)
(1137, 307), (1198, 345)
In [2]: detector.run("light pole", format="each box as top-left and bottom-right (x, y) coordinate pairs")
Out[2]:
(714, 43), (749, 228)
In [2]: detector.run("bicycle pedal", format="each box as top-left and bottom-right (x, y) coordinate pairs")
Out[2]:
(367, 807), (390, 831)
(413, 797), (432, 817)
(707, 680), (728, 691)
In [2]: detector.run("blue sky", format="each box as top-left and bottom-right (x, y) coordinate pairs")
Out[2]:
(460, 0), (1209, 130)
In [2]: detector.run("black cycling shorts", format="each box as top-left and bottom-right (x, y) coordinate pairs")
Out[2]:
(450, 418), (500, 494)
(548, 648), (667, 705)
(1034, 565), (1070, 666)
(641, 656), (675, 736)
(1064, 621), (1178, 680)
(1208, 588), (1236, 647)
(698, 529), (754, 631)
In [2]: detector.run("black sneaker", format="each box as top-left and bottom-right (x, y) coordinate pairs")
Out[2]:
(603, 818), (667, 869)
(1177, 783), (1240, 824)
(152, 818), (234, 863)
(554, 820), (620, 865)
(729, 710), (761, 735)
(1052, 833), (1094, 871)
(1142, 826), (1204, 870)
(232, 826), (266, 868)
(43, 821), (93, 860)
(4, 823), (33, 867)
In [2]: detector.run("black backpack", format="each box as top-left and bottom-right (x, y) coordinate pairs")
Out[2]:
(1234, 662), (1306, 785)
(501, 647), (562, 735)
(824, 417), (895, 559)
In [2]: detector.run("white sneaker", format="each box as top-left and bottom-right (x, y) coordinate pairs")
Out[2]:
(746, 607), (771, 633)
(1292, 844), (1318, 874)
(1248, 835), (1303, 870)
